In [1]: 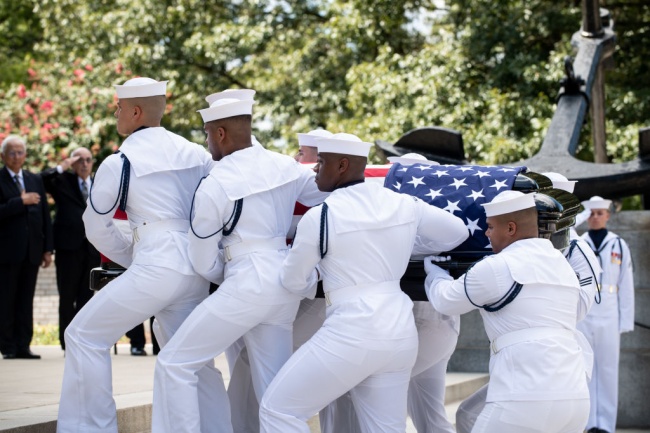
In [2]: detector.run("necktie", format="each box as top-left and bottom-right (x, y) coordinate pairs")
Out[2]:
(13, 175), (24, 193)
(80, 181), (89, 201)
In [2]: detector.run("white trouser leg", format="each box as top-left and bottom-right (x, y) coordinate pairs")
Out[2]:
(227, 344), (260, 433)
(408, 358), (455, 433)
(318, 393), (361, 433)
(472, 399), (590, 433)
(407, 301), (458, 433)
(292, 297), (326, 350)
(260, 330), (417, 433)
(57, 266), (207, 433)
(154, 291), (298, 433)
(455, 384), (488, 433)
(580, 318), (620, 433)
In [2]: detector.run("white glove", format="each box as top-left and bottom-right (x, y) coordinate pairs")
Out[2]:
(423, 256), (451, 290)
(575, 208), (591, 227)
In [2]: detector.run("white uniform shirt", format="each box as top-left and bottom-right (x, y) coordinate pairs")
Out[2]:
(581, 230), (635, 332)
(188, 145), (327, 305)
(83, 127), (214, 272)
(427, 238), (589, 402)
(566, 229), (602, 320)
(281, 182), (469, 344)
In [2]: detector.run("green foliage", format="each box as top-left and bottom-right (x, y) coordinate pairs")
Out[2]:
(0, 0), (647, 174)
(32, 324), (59, 345)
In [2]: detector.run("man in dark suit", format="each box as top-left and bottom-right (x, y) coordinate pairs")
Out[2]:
(41, 147), (100, 351)
(0, 135), (53, 360)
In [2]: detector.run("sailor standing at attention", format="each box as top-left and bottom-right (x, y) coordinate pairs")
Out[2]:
(153, 91), (328, 433)
(259, 133), (469, 433)
(57, 78), (229, 433)
(425, 190), (590, 433)
(578, 196), (634, 433)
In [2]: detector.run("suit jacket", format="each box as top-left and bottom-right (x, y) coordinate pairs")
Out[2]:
(0, 166), (53, 265)
(41, 168), (96, 253)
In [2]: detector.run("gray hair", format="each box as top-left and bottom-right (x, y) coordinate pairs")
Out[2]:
(1, 135), (26, 155)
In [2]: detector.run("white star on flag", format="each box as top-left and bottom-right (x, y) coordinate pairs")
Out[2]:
(466, 218), (483, 235)
(443, 200), (461, 214)
(474, 171), (490, 178)
(407, 176), (426, 188)
(399, 167), (408, 172)
(485, 240), (493, 249)
(499, 167), (516, 172)
(457, 166), (474, 172)
(450, 178), (468, 190)
(467, 189), (485, 201)
(490, 179), (508, 191)
(416, 165), (433, 171)
(425, 188), (443, 200)
(392, 181), (401, 190)
(433, 170), (449, 178)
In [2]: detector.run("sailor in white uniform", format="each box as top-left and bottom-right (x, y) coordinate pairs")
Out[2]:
(454, 174), (601, 433)
(425, 190), (590, 433)
(152, 92), (327, 433)
(578, 196), (635, 433)
(259, 133), (469, 433)
(57, 78), (228, 433)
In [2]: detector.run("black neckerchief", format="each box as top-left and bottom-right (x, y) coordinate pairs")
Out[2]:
(134, 125), (150, 133)
(588, 228), (608, 250)
(334, 179), (364, 191)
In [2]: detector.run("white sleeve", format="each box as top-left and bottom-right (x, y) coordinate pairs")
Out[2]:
(618, 239), (635, 333)
(428, 258), (502, 316)
(295, 165), (330, 207)
(415, 199), (470, 253)
(83, 156), (133, 268)
(280, 209), (321, 298)
(188, 177), (226, 284)
(567, 239), (601, 322)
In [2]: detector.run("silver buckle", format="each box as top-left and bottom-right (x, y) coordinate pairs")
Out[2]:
(325, 291), (331, 306)
(224, 246), (232, 262)
(491, 339), (498, 355)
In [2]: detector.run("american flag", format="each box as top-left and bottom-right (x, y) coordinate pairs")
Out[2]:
(385, 163), (527, 252)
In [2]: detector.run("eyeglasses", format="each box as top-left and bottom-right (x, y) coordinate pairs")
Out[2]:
(5, 151), (25, 158)
(76, 157), (93, 164)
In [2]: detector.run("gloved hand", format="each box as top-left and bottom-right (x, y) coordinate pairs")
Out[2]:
(575, 207), (591, 227)
(424, 256), (451, 290)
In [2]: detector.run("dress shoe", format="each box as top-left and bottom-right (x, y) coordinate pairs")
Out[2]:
(2, 353), (16, 359)
(130, 347), (147, 356)
(15, 350), (41, 359)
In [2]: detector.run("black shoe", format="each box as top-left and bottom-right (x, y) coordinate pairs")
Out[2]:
(15, 350), (41, 359)
(130, 347), (147, 356)
(2, 353), (16, 359)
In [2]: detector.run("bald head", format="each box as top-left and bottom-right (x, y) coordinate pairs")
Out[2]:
(115, 95), (165, 136)
(486, 206), (538, 253)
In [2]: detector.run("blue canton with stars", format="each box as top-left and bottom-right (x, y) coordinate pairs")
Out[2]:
(385, 163), (527, 252)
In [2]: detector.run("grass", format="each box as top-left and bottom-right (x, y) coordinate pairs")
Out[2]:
(31, 324), (130, 345)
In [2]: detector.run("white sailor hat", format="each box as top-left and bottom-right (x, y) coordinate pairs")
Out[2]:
(114, 77), (167, 99)
(297, 129), (333, 148)
(198, 97), (255, 123)
(542, 172), (577, 193)
(482, 190), (536, 217)
(582, 196), (612, 210)
(316, 133), (372, 158)
(205, 89), (256, 105)
(387, 152), (440, 166)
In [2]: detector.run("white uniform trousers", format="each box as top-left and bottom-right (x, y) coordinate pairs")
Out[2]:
(259, 327), (418, 433)
(407, 301), (459, 433)
(153, 290), (299, 433)
(577, 317), (621, 432)
(472, 399), (589, 433)
(57, 265), (229, 433)
(455, 384), (487, 433)
(225, 338), (260, 433)
(315, 301), (459, 433)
